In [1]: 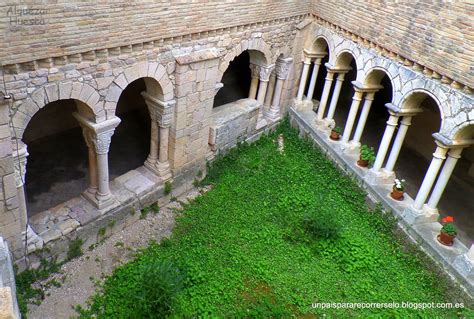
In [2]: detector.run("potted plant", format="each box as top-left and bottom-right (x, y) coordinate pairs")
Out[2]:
(390, 178), (406, 201)
(329, 126), (342, 141)
(438, 216), (457, 246)
(357, 145), (375, 168)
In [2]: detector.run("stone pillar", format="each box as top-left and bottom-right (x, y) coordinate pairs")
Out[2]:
(81, 129), (98, 199)
(325, 72), (347, 122)
(305, 57), (323, 101)
(248, 64), (259, 99)
(255, 64), (274, 126)
(384, 116), (412, 172)
(372, 113), (400, 171)
(341, 89), (364, 143)
(296, 56), (312, 100)
(265, 57), (292, 122)
(350, 92), (375, 145)
(74, 113), (121, 209)
(316, 70), (335, 120)
(12, 142), (28, 232)
(141, 92), (175, 181)
(426, 147), (463, 210)
(413, 143), (448, 210)
(263, 72), (276, 112)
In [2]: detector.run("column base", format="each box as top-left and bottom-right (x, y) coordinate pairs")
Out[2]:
(147, 161), (173, 182)
(401, 205), (439, 225)
(453, 253), (474, 281)
(256, 118), (268, 130)
(293, 98), (314, 112)
(264, 108), (281, 123)
(366, 168), (395, 185)
(24, 225), (44, 254)
(82, 188), (116, 210)
(342, 140), (360, 154)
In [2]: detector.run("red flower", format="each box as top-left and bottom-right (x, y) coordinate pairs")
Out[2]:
(442, 216), (454, 223)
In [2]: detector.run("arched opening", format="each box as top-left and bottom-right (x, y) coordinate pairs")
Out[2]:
(109, 78), (152, 179)
(330, 55), (358, 127)
(437, 126), (474, 244)
(395, 93), (441, 200)
(213, 51), (251, 107)
(358, 71), (393, 149)
(303, 37), (330, 101)
(23, 100), (89, 216)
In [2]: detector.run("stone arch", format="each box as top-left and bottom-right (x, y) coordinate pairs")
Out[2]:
(105, 61), (174, 116)
(313, 28), (336, 61)
(450, 121), (474, 143)
(11, 82), (102, 140)
(361, 67), (396, 100)
(217, 38), (273, 83)
(399, 88), (445, 119)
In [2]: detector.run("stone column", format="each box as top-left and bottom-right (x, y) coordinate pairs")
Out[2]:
(12, 142), (28, 232)
(384, 116), (412, 172)
(74, 114), (121, 209)
(305, 57), (323, 101)
(426, 147), (463, 210)
(350, 92), (375, 145)
(341, 89), (364, 143)
(296, 56), (312, 100)
(81, 129), (98, 199)
(265, 57), (292, 122)
(316, 69), (335, 120)
(413, 143), (448, 210)
(263, 72), (276, 112)
(141, 92), (175, 181)
(255, 64), (274, 126)
(248, 64), (259, 99)
(372, 112), (400, 171)
(325, 72), (347, 122)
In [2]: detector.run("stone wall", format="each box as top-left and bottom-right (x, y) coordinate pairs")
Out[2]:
(311, 1), (474, 89)
(210, 99), (260, 153)
(0, 237), (20, 319)
(0, 1), (310, 65)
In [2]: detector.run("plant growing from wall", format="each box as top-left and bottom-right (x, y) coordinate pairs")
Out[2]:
(164, 181), (172, 195)
(67, 238), (84, 261)
(358, 144), (376, 168)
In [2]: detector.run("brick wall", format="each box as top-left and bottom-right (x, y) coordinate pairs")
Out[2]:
(0, 1), (310, 65)
(311, 0), (474, 88)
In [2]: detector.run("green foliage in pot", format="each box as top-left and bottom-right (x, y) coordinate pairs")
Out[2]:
(360, 144), (376, 167)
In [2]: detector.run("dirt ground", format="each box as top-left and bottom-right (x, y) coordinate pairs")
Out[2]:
(27, 187), (209, 319)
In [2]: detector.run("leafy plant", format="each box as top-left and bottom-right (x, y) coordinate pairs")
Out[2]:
(164, 181), (172, 195)
(441, 216), (457, 236)
(67, 238), (84, 261)
(360, 144), (376, 166)
(393, 178), (406, 191)
(332, 126), (342, 134)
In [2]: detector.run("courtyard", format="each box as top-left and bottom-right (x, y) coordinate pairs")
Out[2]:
(59, 120), (471, 318)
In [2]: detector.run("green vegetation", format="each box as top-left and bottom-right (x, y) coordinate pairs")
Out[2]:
(164, 181), (172, 195)
(359, 144), (376, 167)
(75, 119), (471, 317)
(67, 238), (84, 261)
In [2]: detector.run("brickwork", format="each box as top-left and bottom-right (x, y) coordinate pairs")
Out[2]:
(311, 1), (474, 88)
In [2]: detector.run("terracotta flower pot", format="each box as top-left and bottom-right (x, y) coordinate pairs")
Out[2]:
(329, 130), (340, 141)
(390, 187), (404, 201)
(357, 159), (369, 167)
(437, 230), (456, 246)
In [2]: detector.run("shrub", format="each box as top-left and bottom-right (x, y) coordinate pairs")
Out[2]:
(134, 260), (186, 318)
(164, 181), (172, 195)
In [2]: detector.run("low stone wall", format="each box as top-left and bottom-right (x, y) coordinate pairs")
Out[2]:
(0, 238), (20, 319)
(209, 99), (260, 154)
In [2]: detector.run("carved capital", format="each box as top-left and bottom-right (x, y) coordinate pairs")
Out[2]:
(92, 130), (114, 155)
(249, 63), (259, 79)
(256, 64), (274, 82)
(275, 57), (293, 80)
(141, 92), (175, 128)
(12, 141), (28, 188)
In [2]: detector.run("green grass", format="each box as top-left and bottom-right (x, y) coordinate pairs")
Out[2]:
(77, 119), (472, 318)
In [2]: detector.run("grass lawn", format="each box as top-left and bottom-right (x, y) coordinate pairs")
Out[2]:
(77, 119), (472, 318)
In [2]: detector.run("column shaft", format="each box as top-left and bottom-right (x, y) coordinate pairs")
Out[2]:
(427, 148), (463, 209)
(372, 114), (399, 171)
(325, 73), (346, 121)
(413, 145), (448, 209)
(384, 116), (412, 172)
(87, 145), (98, 194)
(256, 80), (269, 105)
(147, 121), (159, 164)
(248, 64), (259, 99)
(306, 58), (322, 101)
(351, 92), (375, 144)
(263, 74), (276, 110)
(341, 91), (364, 143)
(159, 126), (170, 164)
(296, 58), (311, 100)
(316, 71), (335, 120)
